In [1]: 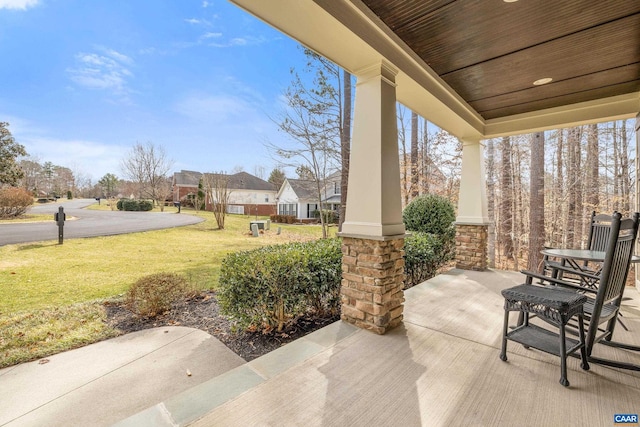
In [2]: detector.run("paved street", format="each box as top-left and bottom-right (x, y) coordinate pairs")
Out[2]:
(0, 199), (203, 246)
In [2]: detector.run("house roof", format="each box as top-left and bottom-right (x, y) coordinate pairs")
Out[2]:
(225, 171), (276, 191)
(326, 170), (341, 182)
(286, 178), (318, 200)
(173, 170), (201, 187)
(173, 170), (276, 192)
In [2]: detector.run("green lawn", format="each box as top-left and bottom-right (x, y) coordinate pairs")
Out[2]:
(0, 208), (334, 368)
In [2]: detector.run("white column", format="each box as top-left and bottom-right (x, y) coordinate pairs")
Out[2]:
(457, 138), (489, 225)
(341, 60), (405, 238)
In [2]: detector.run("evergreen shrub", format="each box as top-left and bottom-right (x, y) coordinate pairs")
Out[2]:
(117, 199), (154, 211)
(218, 238), (342, 333)
(402, 194), (455, 235)
(402, 194), (456, 287)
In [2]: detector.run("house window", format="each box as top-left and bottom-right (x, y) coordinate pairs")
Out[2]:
(334, 181), (339, 194)
(307, 203), (318, 219)
(265, 194), (269, 202)
(279, 203), (297, 216)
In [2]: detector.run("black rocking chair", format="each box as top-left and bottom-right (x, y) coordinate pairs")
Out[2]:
(501, 211), (640, 385)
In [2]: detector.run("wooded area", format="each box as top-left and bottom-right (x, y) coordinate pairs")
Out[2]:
(400, 117), (637, 271)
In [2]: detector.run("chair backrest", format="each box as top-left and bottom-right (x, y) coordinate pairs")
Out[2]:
(585, 211), (613, 252)
(585, 211), (640, 351)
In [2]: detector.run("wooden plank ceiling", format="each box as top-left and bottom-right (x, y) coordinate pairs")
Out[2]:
(362, 0), (640, 120)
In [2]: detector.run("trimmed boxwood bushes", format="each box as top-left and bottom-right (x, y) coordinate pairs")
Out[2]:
(404, 231), (455, 287)
(402, 194), (455, 235)
(402, 194), (456, 288)
(117, 199), (154, 211)
(218, 238), (342, 333)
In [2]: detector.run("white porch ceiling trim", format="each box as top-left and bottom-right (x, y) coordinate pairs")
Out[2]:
(229, 0), (640, 140)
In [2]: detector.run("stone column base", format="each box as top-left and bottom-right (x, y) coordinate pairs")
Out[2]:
(455, 223), (488, 271)
(340, 236), (405, 334)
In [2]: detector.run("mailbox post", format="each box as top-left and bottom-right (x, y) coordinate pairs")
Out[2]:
(54, 206), (66, 244)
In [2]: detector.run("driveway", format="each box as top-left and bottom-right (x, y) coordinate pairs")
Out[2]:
(0, 199), (203, 246)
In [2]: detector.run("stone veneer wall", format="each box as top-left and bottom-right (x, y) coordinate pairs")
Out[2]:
(455, 224), (488, 270)
(341, 236), (405, 334)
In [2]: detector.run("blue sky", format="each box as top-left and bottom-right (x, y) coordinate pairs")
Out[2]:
(0, 0), (308, 182)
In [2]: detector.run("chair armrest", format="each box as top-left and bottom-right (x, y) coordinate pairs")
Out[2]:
(548, 264), (600, 281)
(520, 269), (597, 294)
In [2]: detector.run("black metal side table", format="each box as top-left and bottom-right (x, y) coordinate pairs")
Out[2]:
(500, 284), (590, 387)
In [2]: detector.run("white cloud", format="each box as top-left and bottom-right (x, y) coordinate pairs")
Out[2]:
(208, 35), (267, 48)
(174, 94), (254, 123)
(201, 32), (222, 40)
(0, 0), (39, 10)
(67, 48), (134, 97)
(202, 1), (209, 8)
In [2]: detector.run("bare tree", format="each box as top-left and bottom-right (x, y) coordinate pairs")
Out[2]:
(120, 142), (173, 206)
(155, 176), (173, 212)
(203, 172), (231, 229)
(528, 132), (545, 271)
(339, 70), (352, 231)
(397, 104), (410, 207)
(410, 111), (419, 199)
(486, 138), (496, 268)
(267, 51), (346, 239)
(499, 136), (514, 262)
(565, 127), (583, 248)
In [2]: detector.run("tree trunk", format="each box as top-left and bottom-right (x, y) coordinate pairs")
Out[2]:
(566, 127), (582, 248)
(486, 138), (496, 268)
(619, 120), (631, 216)
(528, 132), (545, 271)
(410, 111), (419, 199)
(613, 120), (620, 212)
(555, 130), (564, 247)
(339, 70), (351, 231)
(585, 124), (599, 213)
(398, 106), (409, 207)
(499, 136), (514, 262)
(421, 118), (430, 194)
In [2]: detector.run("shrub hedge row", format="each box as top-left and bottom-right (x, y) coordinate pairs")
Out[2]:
(116, 199), (154, 211)
(269, 214), (297, 224)
(404, 231), (455, 287)
(219, 194), (456, 333)
(218, 238), (342, 333)
(402, 194), (456, 288)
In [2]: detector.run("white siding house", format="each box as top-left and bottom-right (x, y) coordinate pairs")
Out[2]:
(276, 172), (342, 220)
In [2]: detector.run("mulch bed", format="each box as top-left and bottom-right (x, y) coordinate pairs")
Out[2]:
(103, 291), (339, 361)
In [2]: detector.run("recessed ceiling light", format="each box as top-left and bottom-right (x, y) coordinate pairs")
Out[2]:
(503, 0), (518, 2)
(533, 77), (553, 86)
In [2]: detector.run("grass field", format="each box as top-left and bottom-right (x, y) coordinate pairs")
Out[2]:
(0, 207), (333, 368)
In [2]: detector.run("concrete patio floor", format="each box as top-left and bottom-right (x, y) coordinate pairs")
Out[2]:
(118, 268), (640, 427)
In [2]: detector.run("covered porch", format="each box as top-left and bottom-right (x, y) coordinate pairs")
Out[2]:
(229, 0), (640, 334)
(118, 268), (640, 426)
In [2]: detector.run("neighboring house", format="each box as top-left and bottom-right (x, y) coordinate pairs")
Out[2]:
(172, 170), (277, 216)
(172, 170), (202, 202)
(276, 171), (342, 220)
(223, 171), (277, 216)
